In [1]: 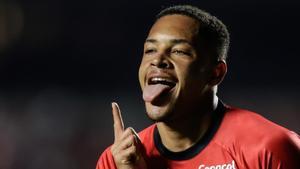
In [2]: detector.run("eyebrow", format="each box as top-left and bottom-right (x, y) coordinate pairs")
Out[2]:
(145, 38), (192, 46)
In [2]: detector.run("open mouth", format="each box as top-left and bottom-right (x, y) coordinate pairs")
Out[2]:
(143, 76), (177, 103)
(148, 77), (176, 88)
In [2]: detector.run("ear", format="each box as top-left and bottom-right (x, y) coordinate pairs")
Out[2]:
(208, 60), (227, 86)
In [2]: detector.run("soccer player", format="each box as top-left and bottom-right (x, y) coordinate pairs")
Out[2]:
(96, 5), (300, 169)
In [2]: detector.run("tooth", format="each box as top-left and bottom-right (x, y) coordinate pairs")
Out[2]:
(152, 77), (164, 82)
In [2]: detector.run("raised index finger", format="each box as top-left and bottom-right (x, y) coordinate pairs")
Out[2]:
(112, 102), (124, 142)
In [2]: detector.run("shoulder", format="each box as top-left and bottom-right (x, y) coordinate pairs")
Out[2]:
(215, 106), (300, 168)
(220, 106), (299, 147)
(219, 106), (296, 142)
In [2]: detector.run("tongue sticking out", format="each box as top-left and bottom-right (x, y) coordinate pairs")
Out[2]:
(143, 84), (173, 102)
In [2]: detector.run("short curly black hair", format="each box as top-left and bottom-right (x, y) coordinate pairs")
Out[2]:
(156, 5), (230, 61)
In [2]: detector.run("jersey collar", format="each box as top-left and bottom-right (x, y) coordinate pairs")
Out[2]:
(154, 100), (226, 160)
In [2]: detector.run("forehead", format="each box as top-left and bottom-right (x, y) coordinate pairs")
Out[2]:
(147, 14), (200, 41)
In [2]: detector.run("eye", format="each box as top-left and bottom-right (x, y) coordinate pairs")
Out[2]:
(172, 49), (192, 56)
(144, 48), (157, 55)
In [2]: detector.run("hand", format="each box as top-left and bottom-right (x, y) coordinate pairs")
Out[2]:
(110, 102), (147, 169)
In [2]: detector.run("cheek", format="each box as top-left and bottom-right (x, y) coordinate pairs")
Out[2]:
(175, 62), (194, 84)
(187, 61), (208, 82)
(176, 61), (208, 89)
(138, 59), (147, 88)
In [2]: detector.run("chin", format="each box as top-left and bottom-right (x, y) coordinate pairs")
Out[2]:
(145, 102), (174, 122)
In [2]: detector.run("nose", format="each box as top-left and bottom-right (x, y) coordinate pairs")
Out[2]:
(151, 53), (172, 69)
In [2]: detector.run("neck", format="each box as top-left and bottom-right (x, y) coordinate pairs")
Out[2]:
(156, 96), (218, 152)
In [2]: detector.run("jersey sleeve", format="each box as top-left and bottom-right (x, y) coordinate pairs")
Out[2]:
(96, 147), (117, 169)
(260, 131), (300, 169)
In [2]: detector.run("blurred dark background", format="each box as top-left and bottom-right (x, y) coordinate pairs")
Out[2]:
(0, 0), (299, 168)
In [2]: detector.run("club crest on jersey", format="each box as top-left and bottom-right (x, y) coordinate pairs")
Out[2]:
(198, 160), (236, 169)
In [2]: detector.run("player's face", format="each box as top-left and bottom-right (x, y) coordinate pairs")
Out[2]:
(138, 14), (212, 122)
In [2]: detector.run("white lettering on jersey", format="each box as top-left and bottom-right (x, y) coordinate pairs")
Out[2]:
(198, 160), (236, 169)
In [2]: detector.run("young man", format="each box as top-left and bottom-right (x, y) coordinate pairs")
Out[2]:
(96, 5), (300, 169)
